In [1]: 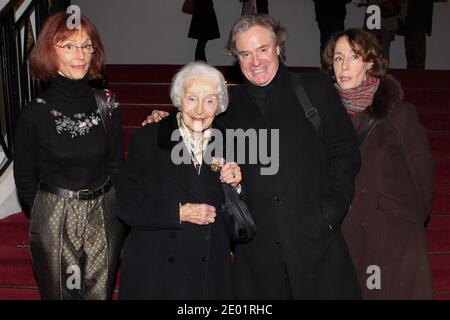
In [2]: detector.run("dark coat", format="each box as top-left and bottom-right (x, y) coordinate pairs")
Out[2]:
(313, 0), (352, 21)
(341, 74), (435, 299)
(116, 112), (233, 300)
(404, 0), (434, 36)
(217, 64), (362, 299)
(188, 0), (220, 40)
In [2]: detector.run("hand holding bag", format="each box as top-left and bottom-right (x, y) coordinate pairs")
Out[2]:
(221, 183), (256, 243)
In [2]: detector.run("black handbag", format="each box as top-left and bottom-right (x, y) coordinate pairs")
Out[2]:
(221, 183), (256, 243)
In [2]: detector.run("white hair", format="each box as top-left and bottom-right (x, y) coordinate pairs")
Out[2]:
(170, 61), (228, 115)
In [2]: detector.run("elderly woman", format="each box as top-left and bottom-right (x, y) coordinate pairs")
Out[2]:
(13, 13), (124, 299)
(322, 28), (435, 299)
(116, 61), (241, 299)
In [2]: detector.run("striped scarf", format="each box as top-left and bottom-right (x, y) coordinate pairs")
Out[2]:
(334, 76), (380, 115)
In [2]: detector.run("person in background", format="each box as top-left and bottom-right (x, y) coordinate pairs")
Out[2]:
(13, 12), (124, 299)
(400, 0), (435, 69)
(188, 0), (220, 62)
(240, 0), (269, 15)
(360, 0), (407, 61)
(313, 0), (352, 60)
(322, 28), (435, 299)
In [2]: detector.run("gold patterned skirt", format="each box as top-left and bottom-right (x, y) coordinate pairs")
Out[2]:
(29, 186), (124, 300)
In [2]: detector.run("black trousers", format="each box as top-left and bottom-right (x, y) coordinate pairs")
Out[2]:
(404, 28), (427, 69)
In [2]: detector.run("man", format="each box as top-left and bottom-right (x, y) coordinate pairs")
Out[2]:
(146, 15), (361, 299)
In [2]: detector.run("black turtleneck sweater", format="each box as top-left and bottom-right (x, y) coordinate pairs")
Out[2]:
(13, 74), (123, 208)
(244, 65), (281, 120)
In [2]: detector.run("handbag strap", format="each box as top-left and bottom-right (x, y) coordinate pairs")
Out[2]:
(93, 89), (113, 138)
(357, 118), (378, 146)
(291, 73), (322, 135)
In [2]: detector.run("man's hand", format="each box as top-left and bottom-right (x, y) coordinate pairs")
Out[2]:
(142, 110), (170, 126)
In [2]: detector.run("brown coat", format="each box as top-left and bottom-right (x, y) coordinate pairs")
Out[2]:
(341, 74), (435, 299)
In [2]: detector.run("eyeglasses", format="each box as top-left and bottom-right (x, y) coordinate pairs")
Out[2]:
(55, 43), (96, 54)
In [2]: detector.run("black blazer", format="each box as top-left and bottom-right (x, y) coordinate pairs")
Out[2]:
(116, 112), (233, 299)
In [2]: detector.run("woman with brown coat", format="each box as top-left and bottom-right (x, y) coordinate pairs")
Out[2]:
(322, 28), (435, 299)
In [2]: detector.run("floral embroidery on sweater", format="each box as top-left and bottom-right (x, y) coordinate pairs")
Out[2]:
(36, 97), (101, 138)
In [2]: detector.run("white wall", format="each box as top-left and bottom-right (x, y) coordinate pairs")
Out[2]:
(71, 0), (450, 70)
(0, 161), (20, 219)
(0, 0), (8, 12)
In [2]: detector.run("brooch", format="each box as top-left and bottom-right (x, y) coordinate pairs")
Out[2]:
(210, 157), (226, 172)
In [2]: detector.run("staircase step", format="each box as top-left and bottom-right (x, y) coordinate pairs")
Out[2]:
(111, 84), (450, 111)
(0, 287), (40, 300)
(105, 64), (249, 85)
(427, 229), (450, 252)
(110, 83), (172, 105)
(0, 287), (119, 300)
(0, 222), (29, 245)
(110, 83), (239, 105)
(0, 212), (29, 224)
(429, 133), (450, 157)
(431, 184), (450, 215)
(389, 69), (450, 90)
(105, 64), (183, 84)
(430, 253), (450, 292)
(120, 104), (173, 127)
(427, 216), (450, 230)
(404, 89), (450, 110)
(425, 216), (450, 253)
(0, 244), (30, 261)
(105, 65), (450, 90)
(417, 110), (450, 133)
(118, 105), (450, 132)
(434, 292), (450, 300)
(0, 259), (35, 287)
(436, 158), (450, 184)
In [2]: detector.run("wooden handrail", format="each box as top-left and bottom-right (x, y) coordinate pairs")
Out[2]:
(0, 0), (23, 19)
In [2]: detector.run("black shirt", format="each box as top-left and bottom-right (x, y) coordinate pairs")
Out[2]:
(13, 74), (123, 208)
(244, 64), (281, 120)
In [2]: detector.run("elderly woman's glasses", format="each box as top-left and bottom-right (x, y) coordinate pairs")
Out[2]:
(55, 43), (96, 54)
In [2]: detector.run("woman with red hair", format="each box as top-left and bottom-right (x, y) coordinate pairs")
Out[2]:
(13, 12), (124, 300)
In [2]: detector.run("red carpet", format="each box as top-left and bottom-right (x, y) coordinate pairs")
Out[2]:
(1, 65), (449, 299)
